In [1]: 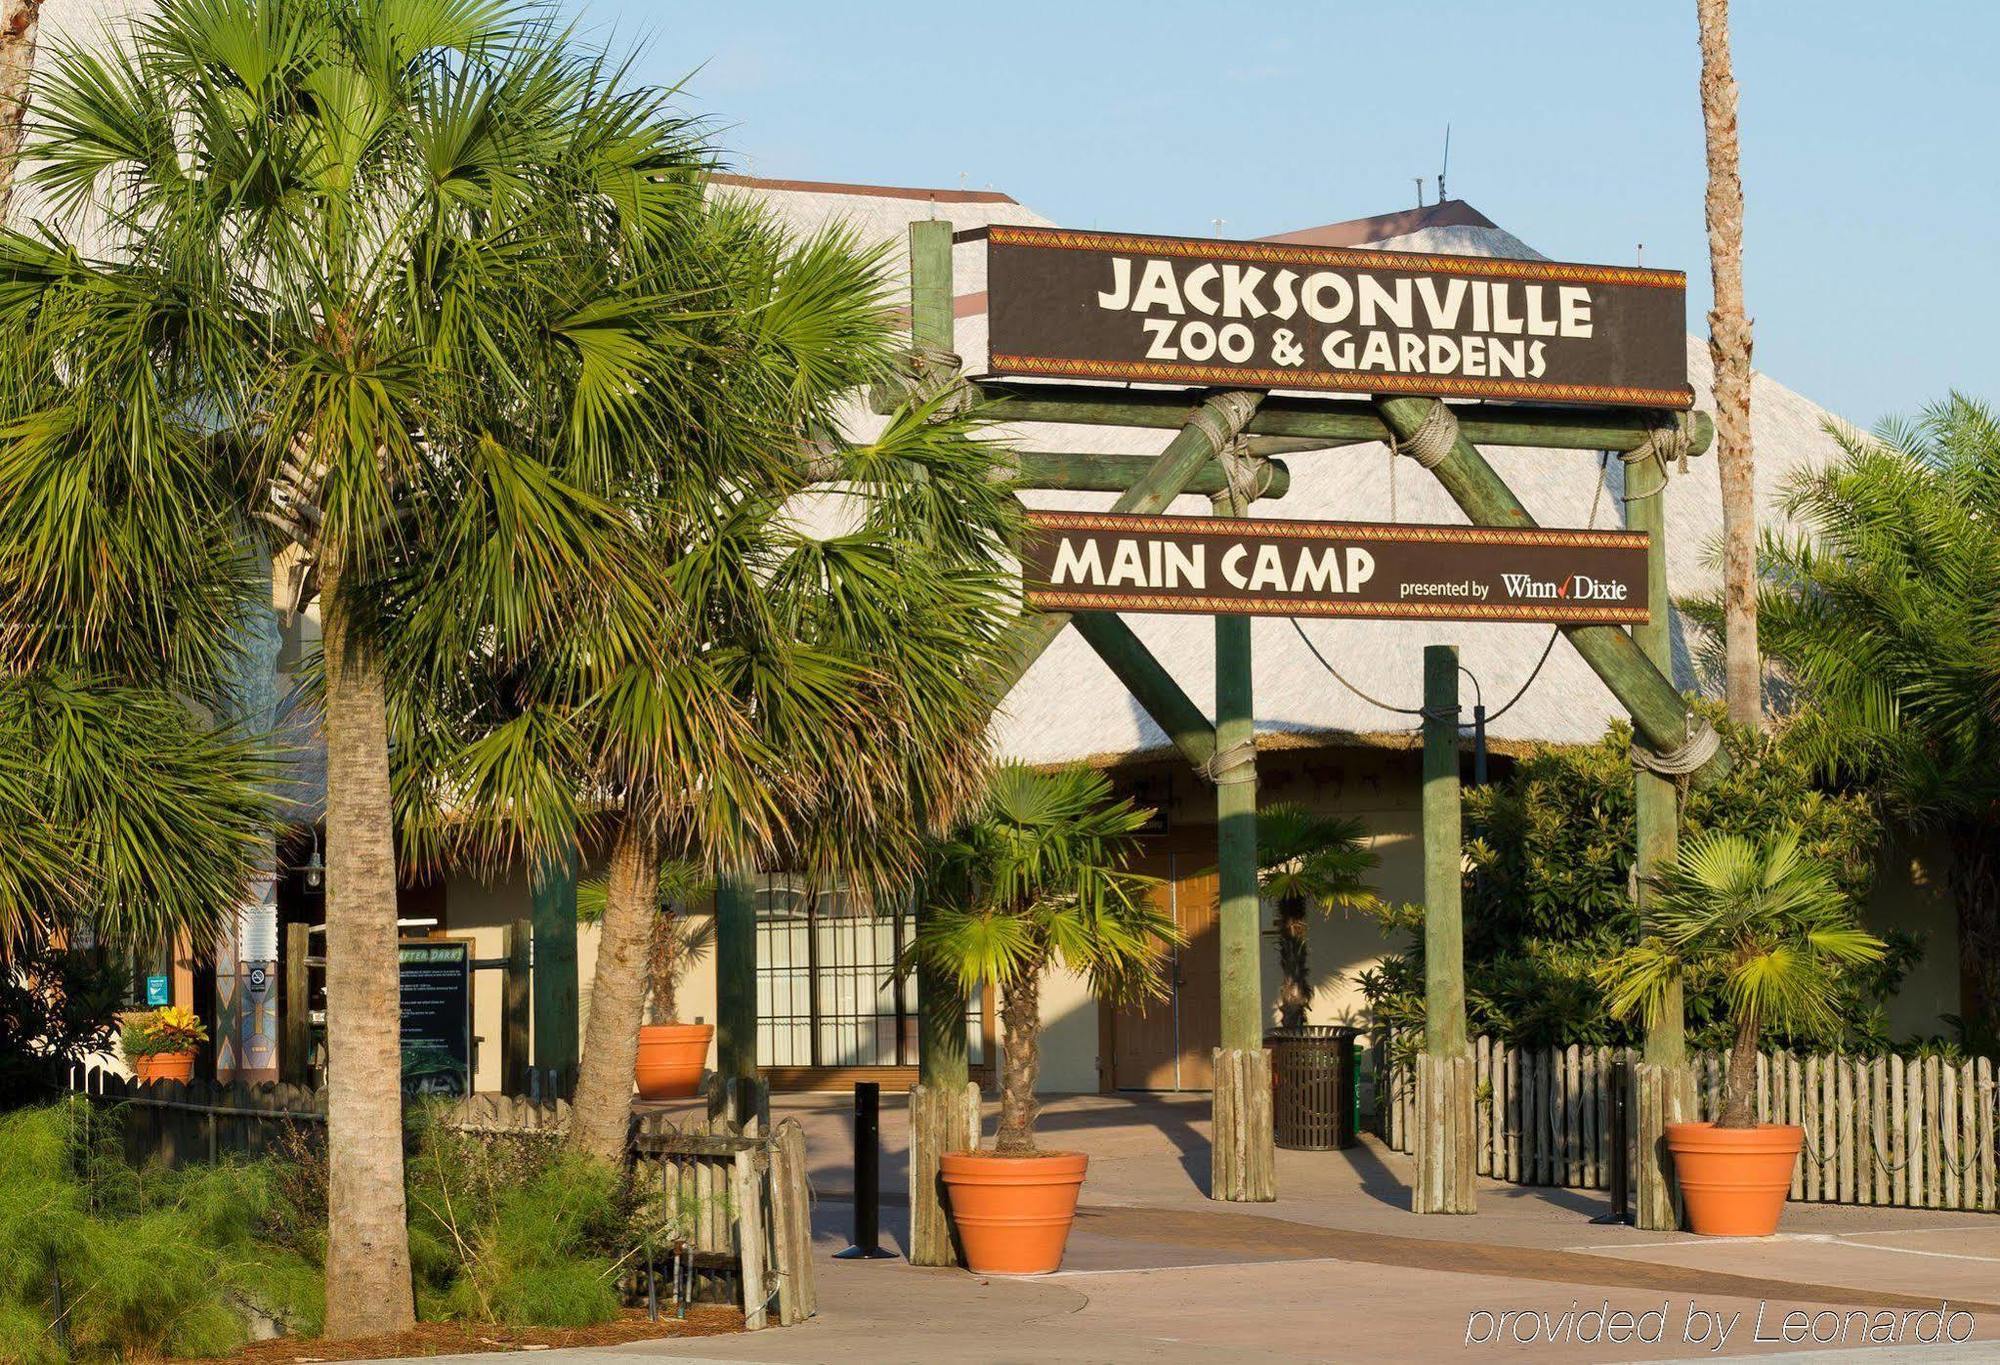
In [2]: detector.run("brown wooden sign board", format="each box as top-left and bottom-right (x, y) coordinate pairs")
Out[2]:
(1020, 511), (1649, 624)
(983, 225), (1692, 409)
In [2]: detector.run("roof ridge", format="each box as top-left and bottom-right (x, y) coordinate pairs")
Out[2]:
(707, 173), (1017, 205)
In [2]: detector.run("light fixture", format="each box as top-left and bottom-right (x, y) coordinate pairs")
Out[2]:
(304, 827), (324, 891)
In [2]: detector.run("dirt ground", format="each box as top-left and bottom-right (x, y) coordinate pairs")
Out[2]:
(173, 1306), (744, 1363)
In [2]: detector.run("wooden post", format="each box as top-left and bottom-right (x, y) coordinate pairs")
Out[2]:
(281, 922), (311, 1086)
(502, 917), (531, 1097)
(712, 868), (765, 1132)
(531, 849), (580, 1100)
(1208, 468), (1275, 1203)
(1374, 396), (1728, 786)
(904, 218), (987, 1264)
(1416, 645), (1476, 1213)
(1626, 449), (1694, 1230)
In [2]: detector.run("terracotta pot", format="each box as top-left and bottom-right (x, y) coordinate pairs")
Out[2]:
(133, 1051), (197, 1084)
(634, 1022), (713, 1100)
(1666, 1121), (1803, 1236)
(940, 1151), (1088, 1275)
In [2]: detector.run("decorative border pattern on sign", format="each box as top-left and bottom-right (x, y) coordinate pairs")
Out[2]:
(1024, 510), (1648, 552)
(986, 224), (1687, 290)
(990, 352), (1695, 409)
(1022, 589), (1648, 625)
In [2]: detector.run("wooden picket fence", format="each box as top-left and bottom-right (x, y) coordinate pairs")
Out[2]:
(1374, 1035), (2000, 1212)
(62, 1064), (815, 1329)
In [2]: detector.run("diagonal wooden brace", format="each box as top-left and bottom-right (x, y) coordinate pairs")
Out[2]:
(992, 389), (1265, 700)
(1374, 395), (1730, 784)
(1069, 611), (1217, 771)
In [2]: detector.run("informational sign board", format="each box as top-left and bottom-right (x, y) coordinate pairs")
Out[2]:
(398, 939), (472, 1098)
(1019, 511), (1649, 625)
(983, 225), (1691, 409)
(145, 974), (171, 1007)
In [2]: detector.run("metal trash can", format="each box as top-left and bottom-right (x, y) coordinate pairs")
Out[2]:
(1265, 1026), (1360, 1151)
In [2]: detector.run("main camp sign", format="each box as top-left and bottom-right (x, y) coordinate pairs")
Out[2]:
(984, 225), (1692, 409)
(1020, 512), (1649, 625)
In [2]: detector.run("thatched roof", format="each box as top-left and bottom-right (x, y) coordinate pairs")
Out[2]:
(720, 177), (1855, 766)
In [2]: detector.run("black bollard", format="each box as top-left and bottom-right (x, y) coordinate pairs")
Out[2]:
(833, 1081), (896, 1259)
(1591, 1056), (1632, 1224)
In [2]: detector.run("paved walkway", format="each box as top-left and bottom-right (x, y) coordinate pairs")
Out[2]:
(372, 1094), (2000, 1363)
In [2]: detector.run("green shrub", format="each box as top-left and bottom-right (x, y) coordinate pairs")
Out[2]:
(1359, 707), (1921, 1052)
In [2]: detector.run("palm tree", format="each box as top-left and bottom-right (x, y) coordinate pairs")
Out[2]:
(1256, 804), (1385, 1029)
(1599, 830), (1883, 1126)
(0, 0), (40, 217)
(908, 765), (1171, 1154)
(1699, 397), (2000, 1050)
(388, 198), (1022, 1164)
(2, 1), (707, 1335)
(1696, 0), (1760, 729)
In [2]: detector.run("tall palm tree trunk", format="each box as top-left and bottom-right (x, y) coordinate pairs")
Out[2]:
(1276, 895), (1310, 1029)
(569, 813), (659, 1164)
(1719, 1006), (1760, 1129)
(1697, 0), (1760, 730)
(318, 560), (416, 1338)
(995, 969), (1043, 1155)
(0, 0), (41, 220)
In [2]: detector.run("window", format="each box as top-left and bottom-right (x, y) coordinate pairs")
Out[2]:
(753, 875), (982, 1070)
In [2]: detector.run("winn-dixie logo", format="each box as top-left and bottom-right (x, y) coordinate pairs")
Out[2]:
(1500, 572), (1632, 603)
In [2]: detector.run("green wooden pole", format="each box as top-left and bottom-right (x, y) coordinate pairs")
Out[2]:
(714, 869), (758, 1084)
(530, 849), (580, 1098)
(1421, 646), (1468, 1061)
(963, 380), (1712, 456)
(1628, 452), (1692, 1229)
(1010, 451), (1291, 498)
(1374, 396), (1728, 784)
(1415, 644), (1476, 1212)
(1214, 610), (1260, 1055)
(1069, 612), (1217, 771)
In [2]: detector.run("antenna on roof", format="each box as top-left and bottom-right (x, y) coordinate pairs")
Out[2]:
(1437, 123), (1452, 204)
(1636, 242), (1645, 266)
(1412, 177), (1425, 209)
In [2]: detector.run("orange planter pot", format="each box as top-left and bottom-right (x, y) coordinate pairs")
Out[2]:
(940, 1151), (1088, 1275)
(133, 1051), (196, 1084)
(634, 1023), (713, 1100)
(1667, 1121), (1803, 1236)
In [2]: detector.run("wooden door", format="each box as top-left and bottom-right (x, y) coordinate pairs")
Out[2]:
(1109, 846), (1221, 1091)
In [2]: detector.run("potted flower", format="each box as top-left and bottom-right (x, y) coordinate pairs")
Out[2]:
(584, 860), (716, 1100)
(1598, 830), (1884, 1235)
(121, 1005), (208, 1083)
(909, 764), (1171, 1275)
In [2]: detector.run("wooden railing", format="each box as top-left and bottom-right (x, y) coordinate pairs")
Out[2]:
(61, 1064), (813, 1329)
(1373, 1035), (2000, 1212)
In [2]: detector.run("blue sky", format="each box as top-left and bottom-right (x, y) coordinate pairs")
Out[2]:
(566, 1), (1995, 426)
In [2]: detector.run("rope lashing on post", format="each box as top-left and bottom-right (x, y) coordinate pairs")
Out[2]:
(1200, 738), (1258, 786)
(1215, 435), (1272, 510)
(903, 344), (972, 414)
(1629, 714), (1721, 778)
(1387, 399), (1460, 469)
(1618, 409), (1702, 500)
(1189, 390), (1263, 453)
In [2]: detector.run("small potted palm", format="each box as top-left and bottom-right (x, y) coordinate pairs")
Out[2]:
(121, 1005), (208, 1084)
(909, 764), (1171, 1275)
(1598, 830), (1884, 1235)
(1257, 804), (1386, 1029)
(584, 860), (716, 1100)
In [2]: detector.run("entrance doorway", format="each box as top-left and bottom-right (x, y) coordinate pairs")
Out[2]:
(1107, 835), (1220, 1090)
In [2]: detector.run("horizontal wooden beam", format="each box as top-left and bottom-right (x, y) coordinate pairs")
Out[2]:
(1010, 451), (1289, 498)
(966, 381), (1713, 456)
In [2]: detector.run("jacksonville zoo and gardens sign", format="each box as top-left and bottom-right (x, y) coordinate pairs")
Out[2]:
(982, 225), (1693, 409)
(1019, 512), (1650, 625)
